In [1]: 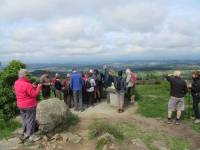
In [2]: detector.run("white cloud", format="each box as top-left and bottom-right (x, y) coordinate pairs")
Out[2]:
(0, 0), (200, 63)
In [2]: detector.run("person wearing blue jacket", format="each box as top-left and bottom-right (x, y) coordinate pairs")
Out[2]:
(70, 68), (84, 111)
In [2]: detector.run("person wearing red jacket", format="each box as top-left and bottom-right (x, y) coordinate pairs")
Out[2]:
(14, 69), (41, 143)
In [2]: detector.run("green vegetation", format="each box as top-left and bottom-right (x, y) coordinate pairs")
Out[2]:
(191, 123), (200, 133)
(88, 121), (124, 141)
(0, 119), (21, 140)
(136, 81), (170, 118)
(89, 121), (190, 150)
(120, 123), (190, 150)
(64, 112), (79, 130)
(0, 60), (26, 121)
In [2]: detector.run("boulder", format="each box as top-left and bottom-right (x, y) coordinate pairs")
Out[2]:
(36, 98), (69, 133)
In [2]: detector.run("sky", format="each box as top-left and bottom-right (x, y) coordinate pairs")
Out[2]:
(0, 0), (200, 64)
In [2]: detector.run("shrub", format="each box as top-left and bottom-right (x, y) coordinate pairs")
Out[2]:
(0, 60), (26, 121)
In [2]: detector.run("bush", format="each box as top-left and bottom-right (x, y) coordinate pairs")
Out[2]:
(0, 60), (26, 121)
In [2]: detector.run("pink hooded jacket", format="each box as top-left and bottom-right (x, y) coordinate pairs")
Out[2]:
(14, 77), (41, 109)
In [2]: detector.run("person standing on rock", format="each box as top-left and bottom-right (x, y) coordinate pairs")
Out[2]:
(114, 70), (126, 113)
(191, 71), (200, 124)
(40, 70), (51, 99)
(14, 69), (41, 143)
(70, 68), (84, 111)
(165, 71), (188, 125)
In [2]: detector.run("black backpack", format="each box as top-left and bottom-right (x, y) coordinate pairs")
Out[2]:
(115, 77), (124, 91)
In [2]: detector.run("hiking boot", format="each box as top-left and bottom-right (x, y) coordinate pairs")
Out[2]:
(175, 119), (180, 125)
(19, 133), (29, 143)
(167, 118), (173, 124)
(27, 134), (41, 143)
(194, 119), (200, 124)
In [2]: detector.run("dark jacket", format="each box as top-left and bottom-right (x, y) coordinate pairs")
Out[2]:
(114, 76), (126, 92)
(70, 71), (83, 91)
(166, 76), (188, 98)
(192, 77), (200, 96)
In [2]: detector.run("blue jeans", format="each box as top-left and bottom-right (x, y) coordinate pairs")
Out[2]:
(73, 90), (83, 110)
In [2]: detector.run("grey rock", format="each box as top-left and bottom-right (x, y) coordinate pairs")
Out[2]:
(97, 133), (115, 147)
(36, 98), (69, 133)
(61, 132), (82, 144)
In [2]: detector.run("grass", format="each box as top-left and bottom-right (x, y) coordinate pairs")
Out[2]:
(120, 123), (190, 150)
(88, 121), (124, 141)
(191, 123), (200, 133)
(89, 121), (190, 150)
(136, 81), (200, 135)
(0, 119), (21, 140)
(136, 81), (170, 118)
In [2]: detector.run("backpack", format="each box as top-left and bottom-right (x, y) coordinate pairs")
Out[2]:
(115, 77), (124, 91)
(130, 73), (137, 85)
(85, 80), (91, 89)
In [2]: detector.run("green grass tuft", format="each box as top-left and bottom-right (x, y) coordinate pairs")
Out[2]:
(88, 121), (124, 142)
(0, 119), (21, 140)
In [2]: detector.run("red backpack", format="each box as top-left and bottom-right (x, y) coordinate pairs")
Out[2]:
(130, 73), (137, 84)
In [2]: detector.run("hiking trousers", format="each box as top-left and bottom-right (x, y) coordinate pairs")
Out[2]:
(193, 95), (200, 119)
(116, 92), (125, 110)
(73, 90), (83, 110)
(20, 107), (36, 137)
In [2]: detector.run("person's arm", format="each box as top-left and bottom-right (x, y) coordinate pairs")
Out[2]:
(26, 84), (41, 98)
(70, 76), (73, 89)
(165, 74), (173, 82)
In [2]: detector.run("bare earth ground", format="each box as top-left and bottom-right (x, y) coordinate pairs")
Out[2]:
(1, 101), (200, 150)
(70, 102), (200, 150)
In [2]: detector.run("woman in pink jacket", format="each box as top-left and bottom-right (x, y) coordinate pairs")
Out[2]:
(14, 69), (41, 143)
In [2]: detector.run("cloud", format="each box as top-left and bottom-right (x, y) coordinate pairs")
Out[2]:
(0, 0), (200, 63)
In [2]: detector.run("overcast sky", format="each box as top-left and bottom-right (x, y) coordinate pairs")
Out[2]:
(0, 0), (200, 64)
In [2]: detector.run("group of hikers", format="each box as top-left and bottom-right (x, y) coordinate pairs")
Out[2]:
(39, 66), (137, 112)
(13, 66), (200, 143)
(13, 66), (137, 143)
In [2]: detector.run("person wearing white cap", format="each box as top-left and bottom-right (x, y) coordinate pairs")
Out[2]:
(165, 70), (188, 125)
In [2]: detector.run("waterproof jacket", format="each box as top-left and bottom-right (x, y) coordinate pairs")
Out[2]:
(192, 77), (200, 96)
(166, 76), (188, 98)
(114, 76), (126, 92)
(14, 77), (41, 109)
(70, 71), (83, 91)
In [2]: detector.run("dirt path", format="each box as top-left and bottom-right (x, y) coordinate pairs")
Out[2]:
(70, 102), (200, 150)
(1, 101), (200, 150)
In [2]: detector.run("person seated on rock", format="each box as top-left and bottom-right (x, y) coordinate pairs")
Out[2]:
(114, 70), (126, 113)
(14, 69), (41, 143)
(165, 71), (188, 125)
(191, 71), (200, 124)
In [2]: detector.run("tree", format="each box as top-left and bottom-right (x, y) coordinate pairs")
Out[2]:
(0, 60), (26, 121)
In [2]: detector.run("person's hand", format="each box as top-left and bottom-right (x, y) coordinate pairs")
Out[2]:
(37, 84), (42, 88)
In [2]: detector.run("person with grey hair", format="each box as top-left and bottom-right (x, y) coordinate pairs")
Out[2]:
(14, 69), (42, 143)
(165, 70), (188, 125)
